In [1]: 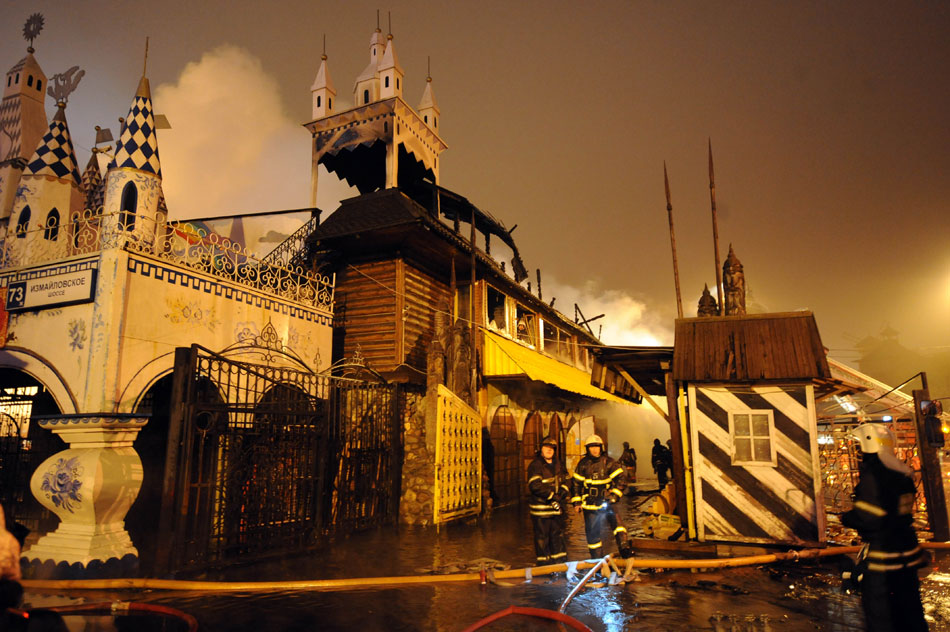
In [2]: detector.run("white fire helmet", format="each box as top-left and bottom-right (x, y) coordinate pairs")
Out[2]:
(584, 434), (604, 448)
(850, 423), (912, 475)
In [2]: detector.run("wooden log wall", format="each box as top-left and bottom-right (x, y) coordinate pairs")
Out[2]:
(335, 260), (399, 372)
(402, 261), (452, 373)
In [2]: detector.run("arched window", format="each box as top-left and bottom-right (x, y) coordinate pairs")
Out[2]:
(6, 77), (10, 87)
(316, 95), (321, 108)
(424, 115), (428, 124)
(27, 75), (33, 87)
(120, 182), (137, 231)
(15, 206), (30, 238)
(36, 79), (41, 92)
(14, 73), (19, 84)
(43, 208), (59, 241)
(328, 97), (332, 109)
(384, 76), (390, 88)
(363, 89), (369, 104)
(434, 117), (438, 128)
(396, 78), (400, 90)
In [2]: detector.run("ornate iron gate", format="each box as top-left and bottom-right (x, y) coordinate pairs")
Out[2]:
(156, 344), (399, 574)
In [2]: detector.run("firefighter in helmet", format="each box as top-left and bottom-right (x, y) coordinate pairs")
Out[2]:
(571, 434), (632, 558)
(841, 423), (927, 632)
(526, 436), (570, 564)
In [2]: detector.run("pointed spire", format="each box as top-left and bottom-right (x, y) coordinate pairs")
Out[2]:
(418, 57), (440, 131)
(23, 102), (81, 185)
(80, 150), (104, 211)
(110, 43), (161, 177)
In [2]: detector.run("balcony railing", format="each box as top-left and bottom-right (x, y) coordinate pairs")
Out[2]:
(0, 209), (334, 312)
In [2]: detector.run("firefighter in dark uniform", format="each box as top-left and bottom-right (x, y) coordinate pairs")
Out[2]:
(841, 423), (927, 632)
(571, 434), (632, 558)
(526, 436), (570, 564)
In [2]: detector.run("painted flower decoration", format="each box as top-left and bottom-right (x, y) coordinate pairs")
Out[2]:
(41, 457), (83, 513)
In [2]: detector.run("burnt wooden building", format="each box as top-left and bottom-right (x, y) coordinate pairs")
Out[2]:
(301, 28), (631, 521)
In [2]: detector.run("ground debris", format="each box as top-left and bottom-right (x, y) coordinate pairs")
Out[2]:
(414, 557), (510, 575)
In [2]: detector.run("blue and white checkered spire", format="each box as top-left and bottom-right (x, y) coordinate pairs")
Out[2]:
(109, 76), (161, 178)
(23, 106), (81, 185)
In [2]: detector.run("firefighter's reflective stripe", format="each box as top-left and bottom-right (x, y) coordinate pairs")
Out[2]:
(550, 551), (567, 560)
(588, 541), (602, 549)
(613, 526), (627, 535)
(582, 502), (605, 510)
(573, 472), (586, 482)
(608, 488), (622, 498)
(608, 468), (623, 479)
(867, 545), (922, 560)
(528, 475), (542, 484)
(570, 496), (582, 504)
(853, 500), (887, 516)
(537, 555), (550, 562)
(540, 477), (556, 483)
(867, 558), (925, 572)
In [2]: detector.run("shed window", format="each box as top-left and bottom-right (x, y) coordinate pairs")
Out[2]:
(15, 206), (31, 237)
(729, 410), (775, 466)
(43, 208), (59, 241)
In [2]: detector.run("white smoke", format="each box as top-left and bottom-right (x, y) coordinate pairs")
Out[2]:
(545, 277), (673, 346)
(153, 45), (354, 219)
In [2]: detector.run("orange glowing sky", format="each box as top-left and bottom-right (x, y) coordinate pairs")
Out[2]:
(3, 0), (949, 364)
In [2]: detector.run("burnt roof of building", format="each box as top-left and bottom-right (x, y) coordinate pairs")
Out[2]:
(673, 311), (830, 382)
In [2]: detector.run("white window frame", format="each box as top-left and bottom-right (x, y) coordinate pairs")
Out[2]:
(728, 409), (777, 467)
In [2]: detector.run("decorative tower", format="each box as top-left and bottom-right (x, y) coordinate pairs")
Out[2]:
(722, 244), (746, 316)
(353, 27), (385, 107)
(306, 21), (447, 204)
(697, 284), (718, 317)
(417, 62), (440, 133)
(102, 49), (163, 246)
(310, 41), (336, 120)
(6, 67), (84, 263)
(79, 150), (104, 213)
(0, 14), (49, 226)
(378, 31), (404, 100)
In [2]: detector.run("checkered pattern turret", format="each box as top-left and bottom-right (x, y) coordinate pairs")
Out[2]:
(23, 118), (81, 184)
(80, 153), (104, 211)
(110, 94), (161, 177)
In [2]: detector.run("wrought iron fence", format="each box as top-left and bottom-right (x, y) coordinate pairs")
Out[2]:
(156, 345), (400, 574)
(259, 212), (320, 269)
(0, 209), (334, 312)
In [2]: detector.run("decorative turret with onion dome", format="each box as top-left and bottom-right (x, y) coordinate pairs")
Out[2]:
(697, 284), (718, 317)
(722, 244), (746, 316)
(310, 37), (336, 120)
(0, 13), (50, 224)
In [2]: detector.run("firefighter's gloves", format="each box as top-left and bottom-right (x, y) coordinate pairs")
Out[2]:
(550, 500), (561, 512)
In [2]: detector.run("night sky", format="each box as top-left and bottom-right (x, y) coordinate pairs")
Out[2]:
(3, 1), (949, 369)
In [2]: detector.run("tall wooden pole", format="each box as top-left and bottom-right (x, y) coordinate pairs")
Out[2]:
(664, 162), (684, 318)
(470, 208), (476, 333)
(708, 139), (724, 315)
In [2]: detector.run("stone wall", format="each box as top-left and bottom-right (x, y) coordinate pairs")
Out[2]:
(399, 388), (435, 525)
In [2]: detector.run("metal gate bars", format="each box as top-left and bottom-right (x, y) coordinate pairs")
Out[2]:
(155, 345), (399, 575)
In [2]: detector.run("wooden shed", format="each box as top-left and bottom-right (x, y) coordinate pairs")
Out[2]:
(673, 311), (831, 545)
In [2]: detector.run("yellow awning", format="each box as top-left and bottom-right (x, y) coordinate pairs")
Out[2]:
(481, 330), (630, 405)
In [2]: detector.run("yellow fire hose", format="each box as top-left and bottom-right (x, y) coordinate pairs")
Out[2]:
(20, 542), (949, 593)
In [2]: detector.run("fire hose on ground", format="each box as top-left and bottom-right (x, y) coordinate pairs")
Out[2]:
(20, 542), (950, 593)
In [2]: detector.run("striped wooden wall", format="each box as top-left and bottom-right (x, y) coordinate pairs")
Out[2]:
(688, 383), (824, 544)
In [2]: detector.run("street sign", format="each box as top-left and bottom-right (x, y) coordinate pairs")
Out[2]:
(5, 269), (97, 312)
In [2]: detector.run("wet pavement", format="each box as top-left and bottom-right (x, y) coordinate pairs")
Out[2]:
(21, 490), (950, 631)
